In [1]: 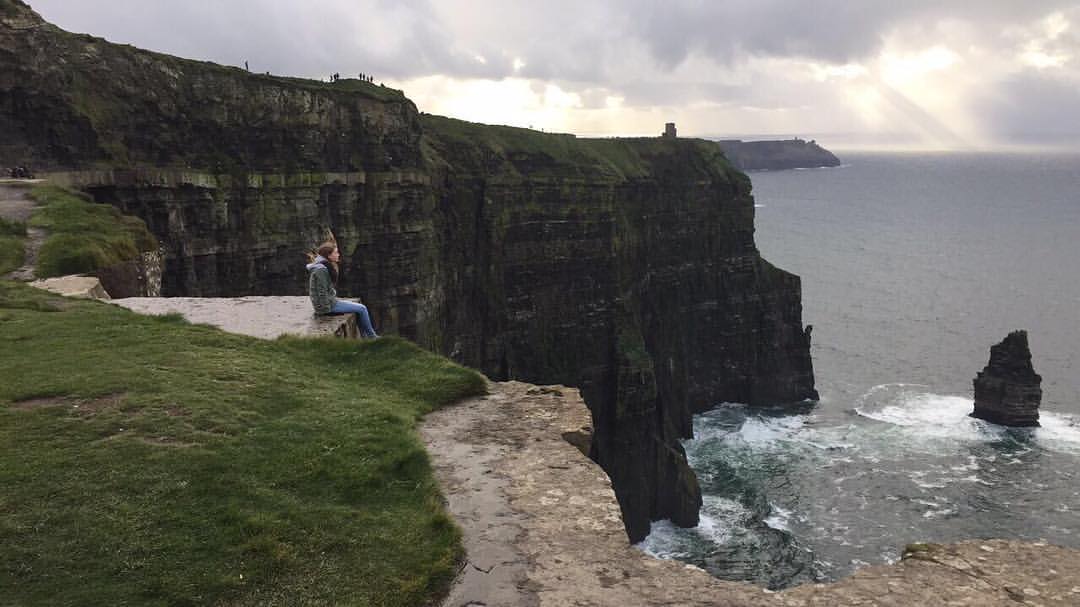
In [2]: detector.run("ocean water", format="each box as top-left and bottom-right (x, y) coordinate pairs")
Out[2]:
(639, 152), (1080, 588)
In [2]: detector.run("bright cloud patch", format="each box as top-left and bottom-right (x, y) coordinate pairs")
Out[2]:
(880, 46), (961, 87)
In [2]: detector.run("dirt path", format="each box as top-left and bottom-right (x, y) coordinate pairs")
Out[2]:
(420, 382), (542, 607)
(0, 182), (46, 281)
(419, 381), (773, 607)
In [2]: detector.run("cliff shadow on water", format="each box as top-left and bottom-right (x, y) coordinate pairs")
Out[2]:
(0, 0), (816, 544)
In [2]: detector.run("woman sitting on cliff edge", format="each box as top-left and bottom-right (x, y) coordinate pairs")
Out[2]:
(306, 242), (379, 339)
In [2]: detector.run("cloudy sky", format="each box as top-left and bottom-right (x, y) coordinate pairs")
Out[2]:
(28, 1), (1080, 150)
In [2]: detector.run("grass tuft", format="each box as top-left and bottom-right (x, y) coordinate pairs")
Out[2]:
(0, 282), (486, 606)
(0, 217), (26, 275)
(0, 237), (23, 275)
(28, 185), (157, 278)
(0, 216), (25, 237)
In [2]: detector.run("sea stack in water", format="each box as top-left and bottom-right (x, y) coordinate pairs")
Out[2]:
(972, 330), (1042, 427)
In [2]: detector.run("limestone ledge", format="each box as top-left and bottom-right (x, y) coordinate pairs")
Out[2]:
(422, 381), (1080, 607)
(110, 296), (357, 339)
(31, 275), (111, 300)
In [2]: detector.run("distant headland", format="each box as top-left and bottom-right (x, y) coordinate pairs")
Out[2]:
(715, 138), (841, 171)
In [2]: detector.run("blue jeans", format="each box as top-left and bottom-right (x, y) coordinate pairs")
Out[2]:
(331, 300), (378, 338)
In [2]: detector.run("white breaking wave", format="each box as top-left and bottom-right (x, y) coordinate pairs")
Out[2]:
(737, 414), (809, 445)
(635, 519), (693, 560)
(853, 383), (999, 442)
(1035, 412), (1080, 454)
(697, 495), (752, 543)
(852, 383), (1080, 454)
(636, 494), (751, 559)
(765, 503), (795, 531)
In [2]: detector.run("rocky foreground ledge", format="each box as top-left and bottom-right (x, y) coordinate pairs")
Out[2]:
(423, 382), (1080, 607)
(111, 296), (358, 338)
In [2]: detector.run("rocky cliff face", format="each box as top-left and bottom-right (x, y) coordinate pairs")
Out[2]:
(0, 0), (420, 173)
(1, 1), (817, 542)
(972, 330), (1042, 427)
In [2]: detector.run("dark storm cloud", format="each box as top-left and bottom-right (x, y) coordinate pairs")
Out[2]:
(27, 0), (514, 80)
(614, 75), (815, 110)
(622, 1), (889, 67)
(621, 1), (1080, 68)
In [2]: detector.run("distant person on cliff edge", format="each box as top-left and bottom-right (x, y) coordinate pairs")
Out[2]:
(306, 242), (378, 338)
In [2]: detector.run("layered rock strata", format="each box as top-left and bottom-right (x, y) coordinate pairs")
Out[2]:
(972, 330), (1042, 427)
(1, 1), (816, 541)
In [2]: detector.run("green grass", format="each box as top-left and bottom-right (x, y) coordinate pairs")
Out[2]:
(0, 281), (487, 606)
(0, 217), (24, 237)
(28, 186), (157, 278)
(421, 114), (742, 182)
(0, 217), (25, 275)
(268, 75), (407, 103)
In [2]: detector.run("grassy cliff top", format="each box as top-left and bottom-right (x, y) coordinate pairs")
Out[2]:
(28, 186), (157, 278)
(1, 0), (402, 103)
(421, 114), (748, 185)
(0, 281), (486, 605)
